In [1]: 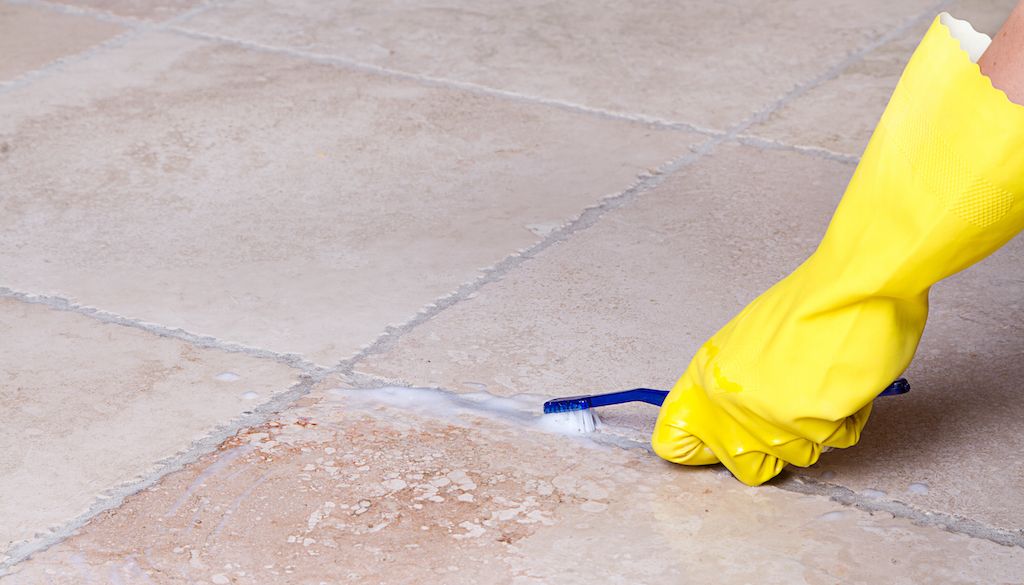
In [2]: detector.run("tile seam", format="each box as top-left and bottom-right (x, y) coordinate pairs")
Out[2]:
(337, 0), (951, 373)
(311, 371), (1024, 550)
(778, 475), (1024, 548)
(0, 287), (327, 373)
(0, 0), (227, 95)
(335, 133), (727, 373)
(0, 372), (327, 575)
(732, 133), (861, 165)
(0, 28), (142, 96)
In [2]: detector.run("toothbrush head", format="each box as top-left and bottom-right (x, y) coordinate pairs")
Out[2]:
(541, 407), (598, 433)
(542, 395), (593, 414)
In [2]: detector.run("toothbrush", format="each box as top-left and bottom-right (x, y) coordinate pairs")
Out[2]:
(542, 378), (910, 433)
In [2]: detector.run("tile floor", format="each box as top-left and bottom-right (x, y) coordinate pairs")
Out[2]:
(2, 0), (1022, 583)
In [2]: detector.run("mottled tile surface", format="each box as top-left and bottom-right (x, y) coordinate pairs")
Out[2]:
(801, 239), (1024, 530)
(180, 0), (936, 129)
(749, 0), (1018, 155)
(0, 3), (123, 83)
(4, 0), (1023, 580)
(0, 31), (698, 365)
(4, 383), (1022, 584)
(52, 0), (203, 20)
(0, 298), (300, 559)
(357, 144), (847, 402)
(358, 143), (1024, 531)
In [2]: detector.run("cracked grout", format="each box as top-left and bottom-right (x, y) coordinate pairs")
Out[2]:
(0, 287), (328, 374)
(4, 0), (1010, 565)
(333, 135), (726, 375)
(337, 0), (951, 376)
(0, 0), (226, 95)
(0, 28), (143, 95)
(778, 475), (1024, 548)
(733, 133), (861, 165)
(164, 25), (723, 136)
(308, 370), (1024, 551)
(2, 0), (901, 167)
(0, 372), (327, 575)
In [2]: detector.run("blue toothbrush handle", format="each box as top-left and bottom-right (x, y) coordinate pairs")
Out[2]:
(588, 388), (669, 407)
(585, 378), (910, 408)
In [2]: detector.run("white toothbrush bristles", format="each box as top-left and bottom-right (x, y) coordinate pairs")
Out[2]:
(541, 408), (599, 433)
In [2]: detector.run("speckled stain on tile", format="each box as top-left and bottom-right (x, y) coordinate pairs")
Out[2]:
(5, 384), (1023, 584)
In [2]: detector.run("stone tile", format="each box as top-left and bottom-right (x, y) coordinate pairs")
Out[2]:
(0, 3), (123, 83)
(180, 0), (936, 129)
(801, 239), (1024, 531)
(4, 381), (1022, 584)
(357, 143), (1024, 532)
(750, 0), (1018, 156)
(357, 144), (846, 401)
(53, 0), (203, 20)
(0, 32), (698, 366)
(0, 298), (300, 561)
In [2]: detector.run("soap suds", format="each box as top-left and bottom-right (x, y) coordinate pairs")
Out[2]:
(326, 386), (606, 437)
(907, 482), (929, 495)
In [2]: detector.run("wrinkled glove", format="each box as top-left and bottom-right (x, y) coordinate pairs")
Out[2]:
(653, 13), (1024, 486)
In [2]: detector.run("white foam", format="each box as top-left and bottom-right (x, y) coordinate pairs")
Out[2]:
(907, 482), (929, 495)
(818, 511), (846, 522)
(327, 386), (605, 436)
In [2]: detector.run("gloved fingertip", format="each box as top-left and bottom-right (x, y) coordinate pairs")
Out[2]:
(651, 421), (720, 466)
(729, 451), (788, 486)
(822, 402), (873, 449)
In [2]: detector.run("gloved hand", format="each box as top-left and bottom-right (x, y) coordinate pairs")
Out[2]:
(652, 13), (1024, 486)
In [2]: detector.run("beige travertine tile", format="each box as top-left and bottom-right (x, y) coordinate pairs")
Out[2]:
(4, 382), (1022, 584)
(53, 0), (203, 20)
(357, 143), (845, 399)
(801, 241), (1024, 531)
(0, 3), (123, 83)
(0, 32), (699, 365)
(0, 298), (300, 560)
(750, 0), (1017, 156)
(357, 143), (1024, 530)
(180, 0), (936, 129)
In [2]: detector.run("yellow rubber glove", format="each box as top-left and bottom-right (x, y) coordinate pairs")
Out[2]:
(652, 13), (1024, 486)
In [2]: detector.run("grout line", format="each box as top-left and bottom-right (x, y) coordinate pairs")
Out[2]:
(0, 0), (226, 96)
(2, 0), (998, 563)
(0, 29), (143, 96)
(778, 475), (1024, 548)
(274, 371), (1024, 551)
(3, 0), (145, 25)
(0, 372), (327, 575)
(723, 0), (953, 135)
(345, 373), (1024, 550)
(0, 287), (328, 373)
(333, 133), (727, 374)
(164, 25), (723, 136)
(732, 133), (860, 165)
(336, 0), (951, 375)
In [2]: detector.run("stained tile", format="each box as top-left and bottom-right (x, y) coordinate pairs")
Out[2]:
(358, 143), (1024, 530)
(4, 382), (1021, 584)
(0, 298), (300, 560)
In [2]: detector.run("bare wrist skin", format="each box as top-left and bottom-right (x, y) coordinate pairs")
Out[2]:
(978, 0), (1024, 105)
